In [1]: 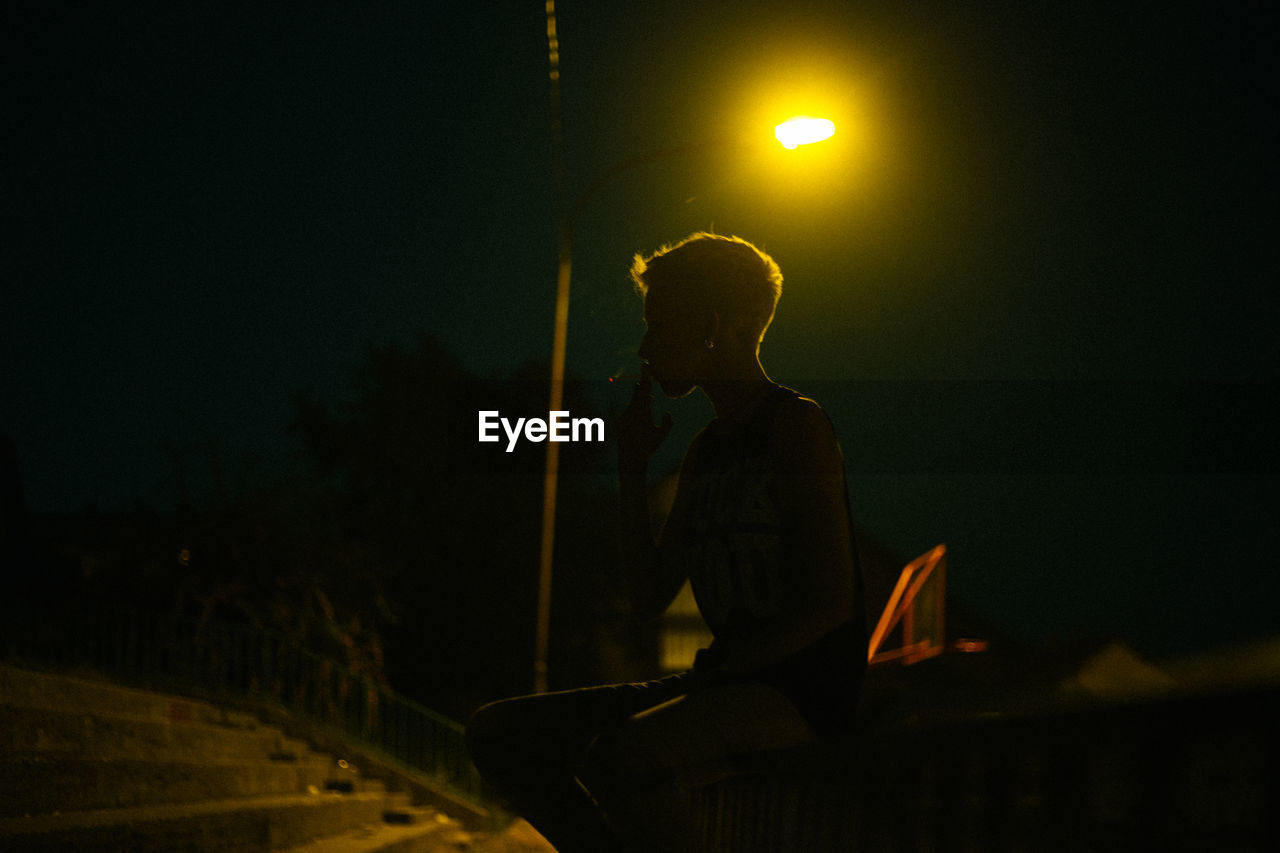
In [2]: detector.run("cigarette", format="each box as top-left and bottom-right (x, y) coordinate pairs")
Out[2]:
(608, 374), (642, 383)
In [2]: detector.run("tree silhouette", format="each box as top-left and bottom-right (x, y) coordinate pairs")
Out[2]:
(5, 338), (634, 721)
(291, 335), (626, 718)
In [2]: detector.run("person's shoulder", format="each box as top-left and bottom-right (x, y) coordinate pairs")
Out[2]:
(771, 387), (833, 431)
(770, 388), (840, 462)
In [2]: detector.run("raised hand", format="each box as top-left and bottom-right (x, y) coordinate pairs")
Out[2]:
(615, 365), (673, 473)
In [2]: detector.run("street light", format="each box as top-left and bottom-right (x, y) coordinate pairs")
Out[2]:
(533, 119), (836, 693)
(774, 116), (836, 149)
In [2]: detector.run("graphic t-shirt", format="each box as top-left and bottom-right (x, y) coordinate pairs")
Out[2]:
(679, 385), (808, 635)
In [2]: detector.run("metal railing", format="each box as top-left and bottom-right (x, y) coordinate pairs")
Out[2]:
(1, 596), (484, 805)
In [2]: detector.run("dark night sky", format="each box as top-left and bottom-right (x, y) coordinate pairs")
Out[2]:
(6, 2), (1276, 658)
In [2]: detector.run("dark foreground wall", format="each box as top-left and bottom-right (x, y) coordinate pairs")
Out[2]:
(693, 683), (1278, 851)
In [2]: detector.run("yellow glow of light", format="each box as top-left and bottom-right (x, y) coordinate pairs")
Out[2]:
(774, 116), (835, 149)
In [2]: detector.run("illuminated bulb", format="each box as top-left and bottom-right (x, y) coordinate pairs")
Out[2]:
(774, 116), (835, 149)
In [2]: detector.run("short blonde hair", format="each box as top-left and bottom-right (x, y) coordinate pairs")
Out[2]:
(630, 233), (783, 345)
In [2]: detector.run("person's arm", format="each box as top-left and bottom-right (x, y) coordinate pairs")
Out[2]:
(616, 368), (691, 619)
(711, 397), (857, 676)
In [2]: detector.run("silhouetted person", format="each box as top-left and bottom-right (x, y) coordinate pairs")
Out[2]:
(467, 233), (866, 852)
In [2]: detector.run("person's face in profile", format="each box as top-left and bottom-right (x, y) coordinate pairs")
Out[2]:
(638, 288), (710, 399)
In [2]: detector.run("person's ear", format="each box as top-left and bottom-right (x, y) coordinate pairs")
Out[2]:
(703, 311), (721, 347)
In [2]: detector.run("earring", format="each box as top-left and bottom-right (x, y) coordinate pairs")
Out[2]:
(704, 338), (715, 350)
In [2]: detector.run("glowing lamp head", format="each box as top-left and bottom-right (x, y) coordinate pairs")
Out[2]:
(774, 116), (835, 149)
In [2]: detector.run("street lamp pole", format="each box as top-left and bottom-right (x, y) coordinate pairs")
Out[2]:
(533, 222), (572, 695)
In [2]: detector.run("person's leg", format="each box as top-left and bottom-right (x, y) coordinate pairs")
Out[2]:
(582, 680), (816, 852)
(466, 674), (689, 852)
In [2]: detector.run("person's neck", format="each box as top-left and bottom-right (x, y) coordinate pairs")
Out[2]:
(701, 358), (774, 422)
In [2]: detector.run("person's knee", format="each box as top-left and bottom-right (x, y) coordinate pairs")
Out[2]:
(465, 698), (518, 778)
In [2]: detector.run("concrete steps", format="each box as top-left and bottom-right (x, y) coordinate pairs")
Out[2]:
(0, 664), (466, 852)
(0, 754), (356, 814)
(0, 703), (314, 763)
(277, 806), (473, 853)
